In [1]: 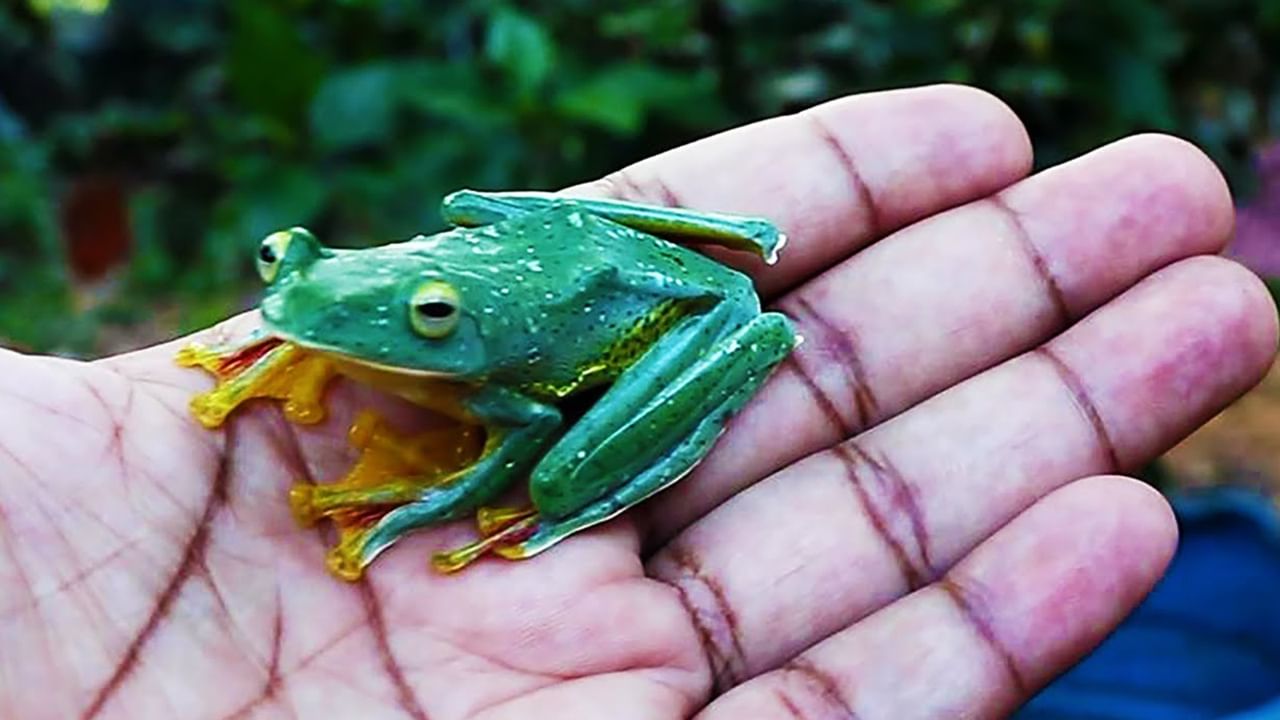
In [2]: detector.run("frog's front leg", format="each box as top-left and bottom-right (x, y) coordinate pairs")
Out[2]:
(432, 301), (797, 571)
(310, 387), (561, 580)
(177, 330), (337, 427)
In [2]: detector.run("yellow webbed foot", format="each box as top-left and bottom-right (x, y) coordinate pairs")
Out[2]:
(475, 505), (537, 536)
(177, 337), (337, 428)
(326, 520), (382, 581)
(338, 410), (484, 491)
(431, 514), (539, 573)
(285, 412), (481, 526)
(287, 410), (486, 579)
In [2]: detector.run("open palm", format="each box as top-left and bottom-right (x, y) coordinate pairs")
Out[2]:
(3, 86), (1276, 720)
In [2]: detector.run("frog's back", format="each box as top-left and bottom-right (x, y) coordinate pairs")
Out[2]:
(423, 205), (752, 397)
(436, 203), (728, 276)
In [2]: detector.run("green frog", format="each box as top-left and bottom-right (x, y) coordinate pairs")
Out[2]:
(178, 190), (797, 580)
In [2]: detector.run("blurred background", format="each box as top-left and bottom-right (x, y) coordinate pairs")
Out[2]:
(3, 0), (1280, 716)
(4, 0), (1280, 355)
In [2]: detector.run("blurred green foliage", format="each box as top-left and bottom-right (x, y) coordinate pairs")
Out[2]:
(1, 0), (1278, 355)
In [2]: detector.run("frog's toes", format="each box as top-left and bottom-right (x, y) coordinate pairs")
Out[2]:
(283, 397), (326, 425)
(347, 410), (384, 450)
(491, 543), (536, 561)
(325, 545), (366, 582)
(188, 393), (232, 429)
(432, 514), (540, 573)
(475, 505), (537, 536)
(288, 484), (321, 528)
(490, 521), (566, 561)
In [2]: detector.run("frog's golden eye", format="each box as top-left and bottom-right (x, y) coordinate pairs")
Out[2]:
(409, 281), (461, 338)
(256, 231), (293, 283)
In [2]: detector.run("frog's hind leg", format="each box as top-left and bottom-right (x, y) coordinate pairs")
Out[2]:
(287, 411), (482, 528)
(441, 189), (786, 264)
(436, 310), (797, 570)
(322, 389), (561, 579)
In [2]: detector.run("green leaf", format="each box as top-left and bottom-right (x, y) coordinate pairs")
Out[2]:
(211, 164), (326, 284)
(555, 64), (715, 134)
(1109, 54), (1175, 130)
(398, 62), (512, 127)
(485, 7), (555, 96)
(310, 63), (399, 151)
(226, 0), (326, 128)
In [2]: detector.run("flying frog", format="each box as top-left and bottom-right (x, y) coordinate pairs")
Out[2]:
(178, 190), (798, 580)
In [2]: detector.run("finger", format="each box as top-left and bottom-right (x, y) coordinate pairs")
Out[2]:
(697, 476), (1177, 719)
(642, 133), (1236, 544)
(648, 256), (1277, 687)
(567, 84), (1031, 294)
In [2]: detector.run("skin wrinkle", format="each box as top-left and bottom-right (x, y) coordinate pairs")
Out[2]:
(937, 575), (1029, 695)
(775, 689), (807, 720)
(0, 499), (50, 719)
(777, 357), (851, 438)
(64, 488), (131, 544)
(594, 166), (682, 209)
(128, 458), (200, 526)
(79, 424), (235, 720)
(80, 376), (133, 477)
(191, 556), (243, 649)
(831, 443), (935, 590)
(225, 593), (289, 720)
(0, 536), (142, 627)
(423, 622), (574, 684)
(801, 111), (881, 239)
(263, 409), (318, 487)
(357, 581), (430, 720)
(1, 386), (99, 433)
(1033, 347), (1123, 471)
(60, 541), (141, 611)
(220, 618), (368, 719)
(414, 629), (587, 720)
(20, 500), (128, 678)
(0, 435), (40, 481)
(127, 376), (206, 428)
(779, 658), (861, 720)
(664, 544), (747, 694)
(986, 194), (1074, 327)
(779, 295), (876, 435)
(27, 494), (99, 614)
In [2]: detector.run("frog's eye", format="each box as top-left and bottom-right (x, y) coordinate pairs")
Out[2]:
(409, 281), (461, 338)
(256, 231), (293, 283)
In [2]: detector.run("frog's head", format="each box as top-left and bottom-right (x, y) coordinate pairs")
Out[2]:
(254, 227), (487, 377)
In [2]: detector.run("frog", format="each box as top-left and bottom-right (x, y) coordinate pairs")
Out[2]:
(178, 189), (798, 580)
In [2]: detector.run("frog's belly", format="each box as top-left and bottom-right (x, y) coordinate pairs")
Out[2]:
(328, 356), (477, 421)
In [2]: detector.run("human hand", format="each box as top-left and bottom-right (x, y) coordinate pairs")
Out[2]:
(2, 85), (1275, 719)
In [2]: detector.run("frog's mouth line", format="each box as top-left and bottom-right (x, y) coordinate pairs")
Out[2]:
(262, 330), (463, 380)
(215, 336), (286, 376)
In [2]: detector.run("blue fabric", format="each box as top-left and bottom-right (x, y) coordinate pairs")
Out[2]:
(1017, 488), (1280, 720)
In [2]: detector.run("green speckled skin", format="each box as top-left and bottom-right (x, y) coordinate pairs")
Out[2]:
(265, 205), (752, 393)
(257, 190), (798, 572)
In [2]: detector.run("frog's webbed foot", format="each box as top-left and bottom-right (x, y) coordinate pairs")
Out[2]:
(176, 334), (336, 428)
(288, 410), (484, 527)
(285, 411), (485, 580)
(430, 506), (539, 573)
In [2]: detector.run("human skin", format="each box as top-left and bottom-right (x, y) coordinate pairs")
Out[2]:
(0, 85), (1275, 719)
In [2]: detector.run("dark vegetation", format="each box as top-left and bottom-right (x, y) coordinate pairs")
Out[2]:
(1, 0), (1278, 354)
